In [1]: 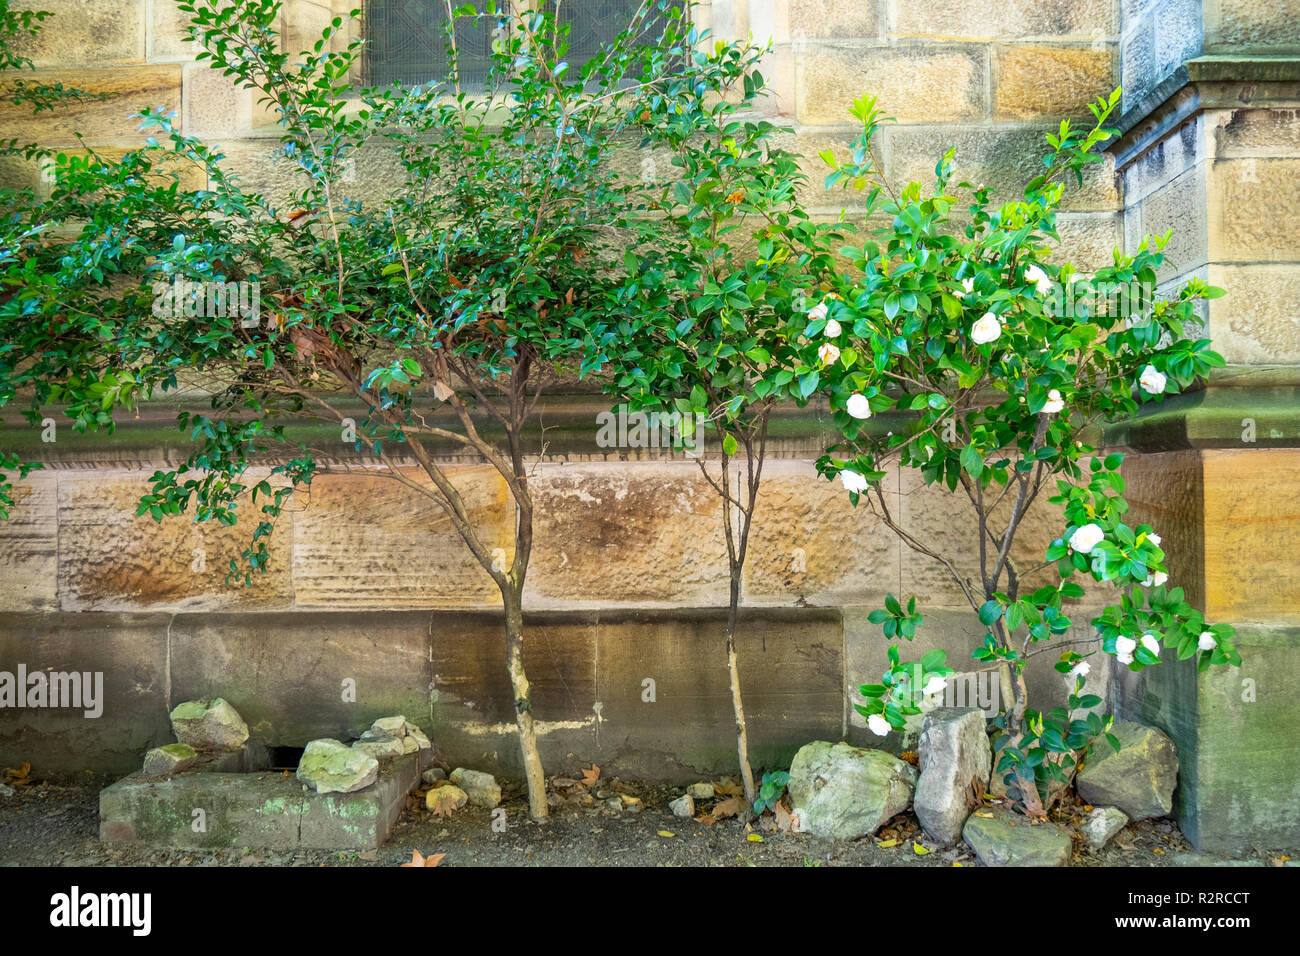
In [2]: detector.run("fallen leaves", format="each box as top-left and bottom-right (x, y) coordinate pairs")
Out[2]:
(696, 795), (744, 825)
(581, 764), (601, 787)
(400, 849), (445, 868)
(2, 763), (32, 787)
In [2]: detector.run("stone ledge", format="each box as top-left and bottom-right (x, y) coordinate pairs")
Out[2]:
(1108, 55), (1300, 169)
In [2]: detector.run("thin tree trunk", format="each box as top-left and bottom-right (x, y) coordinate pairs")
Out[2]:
(503, 585), (548, 820)
(726, 575), (756, 809)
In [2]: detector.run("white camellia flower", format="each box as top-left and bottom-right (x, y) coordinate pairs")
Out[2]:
(971, 311), (1002, 344)
(1139, 364), (1167, 395)
(846, 393), (872, 420)
(1140, 633), (1161, 656)
(867, 713), (891, 736)
(1068, 661), (1090, 683)
(807, 301), (829, 321)
(1115, 635), (1137, 665)
(1043, 389), (1065, 413)
(1024, 263), (1054, 297)
(824, 318), (842, 338)
(1141, 570), (1168, 588)
(839, 469), (869, 494)
(1068, 522), (1105, 555)
(1199, 631), (1218, 652)
(1147, 532), (1162, 547)
(817, 342), (841, 365)
(953, 276), (976, 300)
(923, 675), (947, 697)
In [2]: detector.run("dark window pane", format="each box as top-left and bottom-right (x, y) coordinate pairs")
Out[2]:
(363, 0), (497, 89)
(546, 0), (682, 76)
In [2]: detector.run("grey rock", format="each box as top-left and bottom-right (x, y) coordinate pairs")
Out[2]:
(296, 738), (379, 794)
(169, 698), (249, 752)
(1080, 806), (1129, 849)
(406, 724), (431, 750)
(368, 715), (409, 740)
(670, 794), (695, 818)
(351, 737), (405, 760)
(422, 768), (446, 785)
(142, 743), (198, 776)
(1076, 721), (1178, 820)
(686, 782), (714, 800)
(963, 806), (1072, 866)
(0, 783), (14, 798)
(450, 768), (501, 808)
(786, 741), (917, 841)
(914, 708), (991, 846)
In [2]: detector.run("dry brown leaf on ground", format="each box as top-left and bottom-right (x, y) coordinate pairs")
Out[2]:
(714, 778), (744, 797)
(427, 787), (462, 818)
(3, 762), (32, 786)
(696, 795), (745, 824)
(400, 849), (445, 867)
(773, 801), (793, 833)
(581, 764), (600, 787)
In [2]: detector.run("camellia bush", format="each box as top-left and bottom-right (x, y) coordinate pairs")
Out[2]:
(792, 90), (1240, 814)
(0, 0), (696, 820)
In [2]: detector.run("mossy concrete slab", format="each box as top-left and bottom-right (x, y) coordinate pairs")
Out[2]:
(101, 752), (428, 850)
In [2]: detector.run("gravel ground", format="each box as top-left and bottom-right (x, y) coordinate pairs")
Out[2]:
(2, 775), (1284, 868)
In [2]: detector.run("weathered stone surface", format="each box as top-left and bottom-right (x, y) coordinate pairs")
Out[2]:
(1207, 0), (1300, 52)
(0, 474), (58, 612)
(0, 66), (183, 146)
(914, 708), (992, 846)
(368, 716), (409, 740)
(963, 806), (1073, 866)
(995, 46), (1115, 121)
(892, 0), (1114, 38)
(787, 741), (917, 840)
(670, 794), (695, 817)
(1209, 262), (1300, 363)
(788, 0), (877, 39)
(1080, 806), (1129, 849)
(0, 612), (173, 775)
(422, 768), (446, 785)
(351, 737), (405, 760)
(743, 459), (900, 607)
(1077, 721), (1178, 820)
(297, 739), (378, 794)
(57, 469), (293, 611)
(290, 466), (508, 608)
(141, 743), (198, 776)
(6, 0), (145, 66)
(686, 782), (715, 800)
(169, 698), (249, 752)
(594, 608), (842, 780)
(450, 768), (501, 808)
(1215, 159), (1300, 262)
(168, 610), (431, 748)
(796, 46), (986, 125)
(526, 462), (730, 607)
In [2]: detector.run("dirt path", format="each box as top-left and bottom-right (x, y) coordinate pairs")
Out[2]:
(2, 778), (1264, 868)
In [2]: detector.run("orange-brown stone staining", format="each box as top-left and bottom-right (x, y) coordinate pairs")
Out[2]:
(0, 473), (59, 611)
(526, 463), (730, 606)
(56, 469), (295, 610)
(1203, 449), (1300, 622)
(0, 65), (183, 146)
